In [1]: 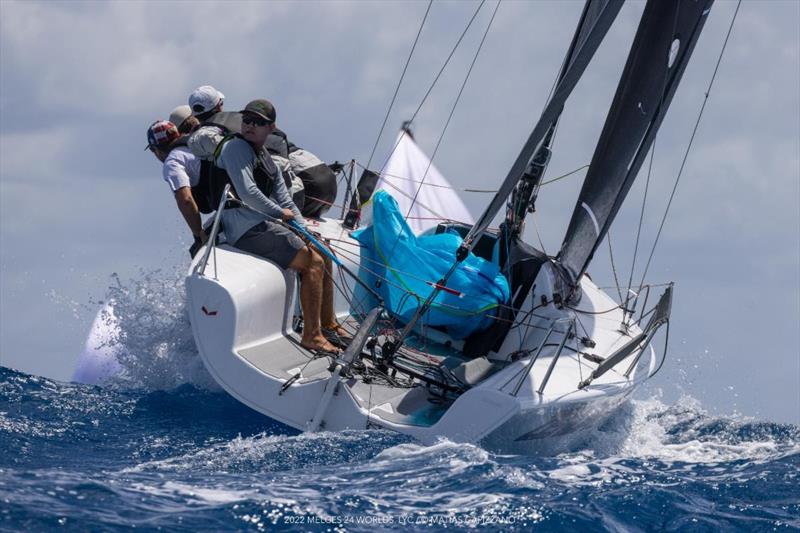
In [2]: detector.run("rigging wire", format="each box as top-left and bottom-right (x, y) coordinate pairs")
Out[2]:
(530, 214), (547, 254)
(624, 138), (656, 314)
(374, 176), (451, 222)
(567, 303), (623, 315)
(373, 0), (488, 175)
(648, 321), (671, 379)
(606, 230), (625, 304)
(539, 164), (589, 186)
(358, 163), (497, 193)
(357, 160), (587, 193)
(401, 0), (502, 226)
(636, 0), (741, 292)
(364, 1), (433, 172)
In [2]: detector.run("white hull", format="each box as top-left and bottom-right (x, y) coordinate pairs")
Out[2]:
(186, 219), (660, 452)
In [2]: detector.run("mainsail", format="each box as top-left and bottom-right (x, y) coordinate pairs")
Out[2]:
(558, 0), (714, 285)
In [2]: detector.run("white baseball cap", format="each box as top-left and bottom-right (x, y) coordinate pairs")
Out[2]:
(188, 85), (225, 116)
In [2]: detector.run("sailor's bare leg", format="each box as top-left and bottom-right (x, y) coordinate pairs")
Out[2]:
(288, 247), (338, 353)
(320, 254), (348, 335)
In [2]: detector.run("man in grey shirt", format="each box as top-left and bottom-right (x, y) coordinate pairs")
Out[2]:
(216, 99), (342, 354)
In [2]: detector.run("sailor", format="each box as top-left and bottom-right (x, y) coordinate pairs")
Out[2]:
(188, 85), (225, 122)
(144, 119), (207, 251)
(186, 84), (243, 157)
(169, 104), (199, 135)
(215, 99), (344, 353)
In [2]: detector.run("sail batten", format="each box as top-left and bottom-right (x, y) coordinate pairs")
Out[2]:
(558, 0), (715, 285)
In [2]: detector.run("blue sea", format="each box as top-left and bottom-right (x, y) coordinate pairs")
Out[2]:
(1, 271), (798, 531)
(3, 372), (799, 532)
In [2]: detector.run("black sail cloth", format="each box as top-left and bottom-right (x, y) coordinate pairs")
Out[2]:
(558, 0), (714, 286)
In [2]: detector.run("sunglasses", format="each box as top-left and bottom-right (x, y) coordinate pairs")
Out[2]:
(242, 114), (270, 127)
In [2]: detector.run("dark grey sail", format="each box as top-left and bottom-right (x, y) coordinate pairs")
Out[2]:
(558, 0), (714, 286)
(461, 0), (623, 253)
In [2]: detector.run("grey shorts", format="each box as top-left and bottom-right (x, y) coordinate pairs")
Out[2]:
(234, 220), (305, 269)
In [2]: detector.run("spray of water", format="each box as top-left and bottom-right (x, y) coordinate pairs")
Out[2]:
(95, 269), (216, 391)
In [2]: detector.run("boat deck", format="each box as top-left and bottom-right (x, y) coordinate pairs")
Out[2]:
(235, 319), (509, 429)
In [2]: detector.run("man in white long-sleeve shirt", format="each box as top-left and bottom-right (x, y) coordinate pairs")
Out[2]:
(215, 99), (341, 353)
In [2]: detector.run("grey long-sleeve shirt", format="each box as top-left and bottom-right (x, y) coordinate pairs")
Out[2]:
(216, 137), (304, 245)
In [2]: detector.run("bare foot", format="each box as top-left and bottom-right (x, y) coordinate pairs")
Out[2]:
(301, 336), (341, 354)
(323, 323), (350, 337)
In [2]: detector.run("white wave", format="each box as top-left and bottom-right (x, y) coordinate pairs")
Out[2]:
(71, 303), (122, 385)
(127, 481), (259, 505)
(123, 430), (392, 474)
(618, 395), (797, 463)
(502, 466), (546, 489)
(545, 394), (799, 485)
(375, 438), (489, 463)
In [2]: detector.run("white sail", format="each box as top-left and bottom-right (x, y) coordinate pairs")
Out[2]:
(72, 303), (122, 385)
(368, 130), (474, 235)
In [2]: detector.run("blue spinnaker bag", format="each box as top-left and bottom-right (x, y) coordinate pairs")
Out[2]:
(351, 190), (509, 339)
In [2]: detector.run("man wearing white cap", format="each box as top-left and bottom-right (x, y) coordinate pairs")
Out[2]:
(189, 85), (225, 122)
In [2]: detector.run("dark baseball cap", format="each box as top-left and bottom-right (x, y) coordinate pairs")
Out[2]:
(240, 99), (276, 123)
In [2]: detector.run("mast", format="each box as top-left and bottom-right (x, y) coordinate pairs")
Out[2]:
(383, 0), (623, 358)
(558, 0), (714, 290)
(461, 0), (624, 253)
(508, 0), (618, 237)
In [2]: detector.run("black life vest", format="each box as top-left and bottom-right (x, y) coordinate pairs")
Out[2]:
(191, 134), (281, 214)
(204, 111), (243, 135)
(267, 129), (337, 219)
(264, 128), (297, 159)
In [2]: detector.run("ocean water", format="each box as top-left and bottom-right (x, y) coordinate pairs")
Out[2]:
(2, 369), (798, 532)
(1, 272), (798, 532)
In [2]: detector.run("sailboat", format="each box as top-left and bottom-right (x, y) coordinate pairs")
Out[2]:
(185, 0), (714, 453)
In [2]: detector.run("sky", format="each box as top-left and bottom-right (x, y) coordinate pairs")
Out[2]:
(1, 0), (798, 424)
